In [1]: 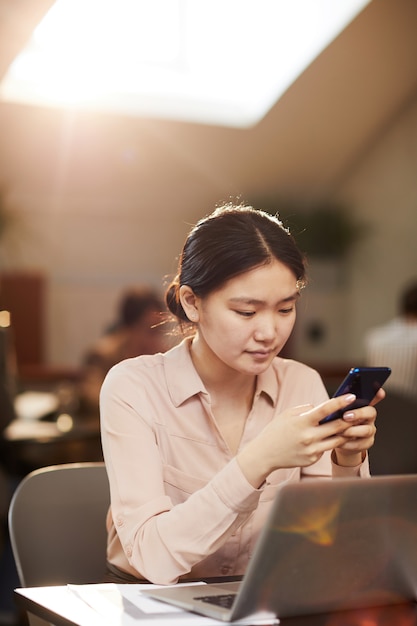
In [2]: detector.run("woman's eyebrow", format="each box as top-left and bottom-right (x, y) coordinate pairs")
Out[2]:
(282, 292), (301, 302)
(229, 297), (264, 305)
(229, 292), (300, 306)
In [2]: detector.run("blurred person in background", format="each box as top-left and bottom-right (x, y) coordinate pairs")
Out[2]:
(79, 286), (169, 412)
(365, 280), (417, 402)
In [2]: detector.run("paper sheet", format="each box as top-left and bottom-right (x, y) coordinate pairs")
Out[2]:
(68, 583), (279, 625)
(14, 390), (59, 420)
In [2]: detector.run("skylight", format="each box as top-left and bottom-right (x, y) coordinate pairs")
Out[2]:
(0, 0), (370, 127)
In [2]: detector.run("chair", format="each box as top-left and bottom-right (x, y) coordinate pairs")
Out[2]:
(369, 391), (417, 475)
(8, 462), (110, 626)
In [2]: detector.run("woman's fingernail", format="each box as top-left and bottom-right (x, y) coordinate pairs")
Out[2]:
(343, 412), (355, 420)
(344, 394), (356, 403)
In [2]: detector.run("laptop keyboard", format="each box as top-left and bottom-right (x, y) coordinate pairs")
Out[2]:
(194, 594), (236, 609)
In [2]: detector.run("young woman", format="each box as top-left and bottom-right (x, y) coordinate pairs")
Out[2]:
(100, 204), (382, 585)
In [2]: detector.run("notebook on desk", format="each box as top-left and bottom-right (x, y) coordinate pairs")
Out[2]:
(145, 474), (417, 621)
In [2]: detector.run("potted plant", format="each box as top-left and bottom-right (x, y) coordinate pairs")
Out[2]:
(281, 204), (369, 260)
(249, 196), (368, 259)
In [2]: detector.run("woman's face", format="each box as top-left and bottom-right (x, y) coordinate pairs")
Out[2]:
(190, 259), (300, 377)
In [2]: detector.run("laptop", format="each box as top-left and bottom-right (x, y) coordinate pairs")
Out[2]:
(144, 475), (417, 621)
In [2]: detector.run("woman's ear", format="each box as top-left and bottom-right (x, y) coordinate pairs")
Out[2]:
(179, 285), (200, 323)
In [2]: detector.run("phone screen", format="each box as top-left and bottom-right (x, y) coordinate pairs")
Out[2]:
(319, 366), (391, 424)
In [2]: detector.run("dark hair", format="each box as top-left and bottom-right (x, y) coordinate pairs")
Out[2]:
(165, 203), (306, 323)
(400, 281), (417, 317)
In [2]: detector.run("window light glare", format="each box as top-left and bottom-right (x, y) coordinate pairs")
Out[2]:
(0, 0), (371, 127)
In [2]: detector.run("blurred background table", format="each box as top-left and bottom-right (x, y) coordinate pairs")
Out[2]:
(2, 410), (102, 477)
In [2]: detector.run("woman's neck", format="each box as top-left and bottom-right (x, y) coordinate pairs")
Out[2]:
(189, 335), (256, 399)
(189, 336), (256, 454)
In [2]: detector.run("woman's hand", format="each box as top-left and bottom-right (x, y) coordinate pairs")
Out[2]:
(332, 387), (384, 467)
(237, 393), (371, 488)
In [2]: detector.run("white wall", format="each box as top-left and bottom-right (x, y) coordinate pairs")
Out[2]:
(342, 92), (417, 360)
(2, 92), (417, 368)
(3, 193), (206, 366)
(294, 92), (417, 365)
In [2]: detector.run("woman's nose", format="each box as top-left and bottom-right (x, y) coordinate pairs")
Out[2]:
(253, 315), (276, 342)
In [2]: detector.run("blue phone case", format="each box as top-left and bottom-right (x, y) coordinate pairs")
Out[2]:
(319, 366), (391, 424)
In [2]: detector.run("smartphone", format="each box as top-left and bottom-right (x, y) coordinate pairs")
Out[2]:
(319, 366), (391, 424)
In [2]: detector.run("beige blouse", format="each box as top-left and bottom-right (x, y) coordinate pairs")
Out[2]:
(100, 338), (369, 584)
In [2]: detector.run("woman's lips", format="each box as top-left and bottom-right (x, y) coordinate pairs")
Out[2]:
(247, 349), (274, 360)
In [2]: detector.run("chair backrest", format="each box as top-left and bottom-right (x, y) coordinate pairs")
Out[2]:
(369, 391), (417, 475)
(8, 462), (109, 587)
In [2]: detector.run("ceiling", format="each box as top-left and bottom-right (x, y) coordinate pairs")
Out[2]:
(0, 0), (417, 205)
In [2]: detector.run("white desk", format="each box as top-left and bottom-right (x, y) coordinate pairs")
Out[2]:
(16, 585), (103, 626)
(15, 583), (275, 626)
(14, 584), (417, 626)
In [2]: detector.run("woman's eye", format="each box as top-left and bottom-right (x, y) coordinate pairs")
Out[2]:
(235, 310), (255, 317)
(279, 307), (294, 315)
